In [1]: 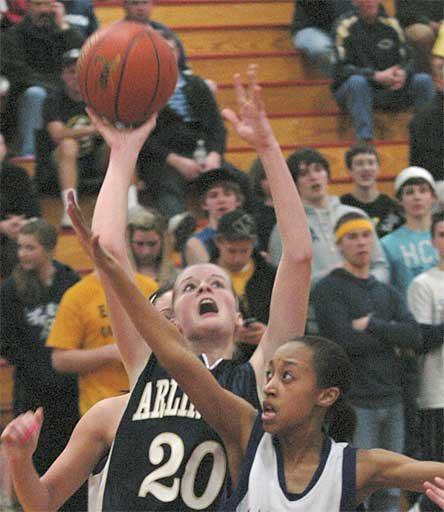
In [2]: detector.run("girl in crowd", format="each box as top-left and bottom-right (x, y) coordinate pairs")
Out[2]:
(127, 205), (178, 286)
(0, 219), (80, 495)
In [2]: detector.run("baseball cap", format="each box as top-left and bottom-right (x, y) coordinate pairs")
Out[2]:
(193, 168), (240, 197)
(217, 209), (257, 240)
(395, 166), (436, 194)
(61, 48), (81, 68)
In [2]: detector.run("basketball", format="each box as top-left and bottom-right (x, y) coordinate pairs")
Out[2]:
(76, 21), (178, 125)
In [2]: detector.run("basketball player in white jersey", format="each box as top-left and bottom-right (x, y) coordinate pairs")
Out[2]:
(81, 237), (444, 512)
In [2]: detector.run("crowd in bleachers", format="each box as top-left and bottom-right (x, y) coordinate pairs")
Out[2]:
(0, 0), (443, 511)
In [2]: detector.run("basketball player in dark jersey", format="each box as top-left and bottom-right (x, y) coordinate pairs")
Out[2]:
(0, 65), (312, 511)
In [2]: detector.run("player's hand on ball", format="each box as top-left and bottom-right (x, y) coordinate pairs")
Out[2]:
(222, 64), (275, 152)
(86, 108), (157, 155)
(1, 408), (43, 461)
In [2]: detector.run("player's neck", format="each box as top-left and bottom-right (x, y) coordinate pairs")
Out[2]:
(188, 333), (235, 366)
(352, 185), (379, 204)
(279, 425), (324, 472)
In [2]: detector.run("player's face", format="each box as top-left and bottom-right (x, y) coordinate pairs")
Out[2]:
(173, 264), (237, 340)
(338, 228), (373, 268)
(296, 162), (329, 205)
(432, 221), (444, 260)
(203, 185), (241, 221)
(125, 0), (153, 23)
(349, 153), (379, 189)
(130, 229), (162, 266)
(216, 238), (254, 273)
(400, 183), (435, 219)
(262, 343), (322, 435)
(17, 233), (51, 273)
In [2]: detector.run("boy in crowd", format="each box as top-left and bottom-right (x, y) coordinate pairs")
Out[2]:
(341, 143), (404, 237)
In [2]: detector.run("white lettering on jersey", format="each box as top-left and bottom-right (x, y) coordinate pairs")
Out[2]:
(132, 379), (202, 421)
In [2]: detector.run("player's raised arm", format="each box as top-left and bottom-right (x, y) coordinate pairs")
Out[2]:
(76, 110), (157, 386)
(223, 65), (312, 388)
(88, 234), (257, 451)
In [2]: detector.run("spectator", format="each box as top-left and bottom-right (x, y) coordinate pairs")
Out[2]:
(0, 0), (26, 29)
(409, 27), (444, 209)
(138, 34), (227, 218)
(213, 209), (275, 358)
(0, 218), (80, 478)
(1, 0), (84, 156)
(381, 166), (438, 464)
(341, 143), (404, 237)
(127, 205), (178, 286)
(249, 156), (276, 252)
(313, 211), (421, 512)
(61, 0), (98, 37)
(408, 211), (444, 512)
(183, 168), (244, 266)
(269, 148), (388, 334)
(42, 48), (109, 228)
(46, 267), (157, 416)
(123, 0), (187, 71)
(395, 0), (443, 73)
(332, 0), (435, 142)
(291, 0), (354, 76)
(0, 132), (40, 279)
(43, 48), (109, 228)
(382, 167), (438, 297)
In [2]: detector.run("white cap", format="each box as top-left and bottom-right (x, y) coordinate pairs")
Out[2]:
(395, 166), (436, 194)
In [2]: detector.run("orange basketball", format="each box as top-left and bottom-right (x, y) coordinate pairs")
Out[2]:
(76, 21), (178, 125)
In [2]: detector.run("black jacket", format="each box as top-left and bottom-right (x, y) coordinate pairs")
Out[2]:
(395, 0), (444, 27)
(291, 0), (353, 34)
(409, 92), (444, 183)
(332, 12), (415, 91)
(1, 15), (84, 92)
(312, 268), (421, 408)
(140, 72), (227, 164)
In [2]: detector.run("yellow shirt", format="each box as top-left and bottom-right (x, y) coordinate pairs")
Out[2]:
(228, 259), (255, 313)
(46, 272), (157, 415)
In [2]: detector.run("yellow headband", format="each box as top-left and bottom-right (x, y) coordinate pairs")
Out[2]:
(335, 218), (374, 242)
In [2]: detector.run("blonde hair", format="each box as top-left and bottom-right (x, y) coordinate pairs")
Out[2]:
(127, 206), (177, 286)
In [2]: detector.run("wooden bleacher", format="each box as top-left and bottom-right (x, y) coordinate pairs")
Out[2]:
(5, 0), (407, 278)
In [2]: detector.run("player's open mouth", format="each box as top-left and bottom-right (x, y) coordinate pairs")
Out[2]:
(199, 298), (219, 316)
(262, 402), (277, 421)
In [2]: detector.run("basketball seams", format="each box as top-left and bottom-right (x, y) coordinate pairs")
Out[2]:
(114, 27), (148, 125)
(140, 29), (162, 121)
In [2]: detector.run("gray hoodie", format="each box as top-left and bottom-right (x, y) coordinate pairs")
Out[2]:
(269, 195), (389, 286)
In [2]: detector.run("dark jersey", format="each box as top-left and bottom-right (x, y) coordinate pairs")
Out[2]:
(102, 354), (260, 511)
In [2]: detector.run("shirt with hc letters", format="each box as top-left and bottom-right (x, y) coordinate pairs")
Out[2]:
(101, 353), (260, 511)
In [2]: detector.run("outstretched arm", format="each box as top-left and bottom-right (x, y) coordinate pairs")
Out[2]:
(0, 398), (119, 512)
(89, 235), (256, 454)
(69, 112), (157, 387)
(223, 65), (312, 389)
(357, 449), (444, 504)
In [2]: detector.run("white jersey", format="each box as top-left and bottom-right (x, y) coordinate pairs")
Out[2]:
(224, 415), (357, 512)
